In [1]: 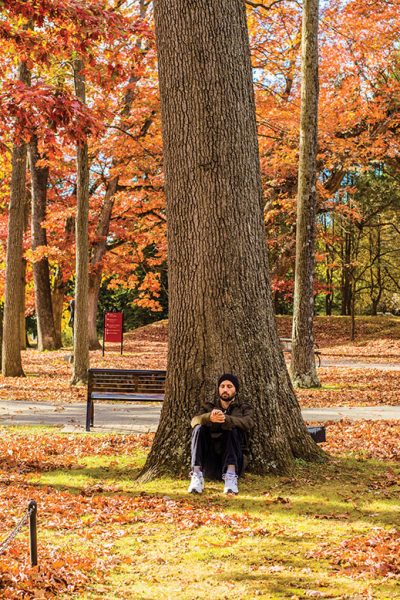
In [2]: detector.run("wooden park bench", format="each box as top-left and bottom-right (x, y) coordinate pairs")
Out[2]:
(280, 337), (322, 367)
(86, 368), (166, 431)
(85, 367), (326, 442)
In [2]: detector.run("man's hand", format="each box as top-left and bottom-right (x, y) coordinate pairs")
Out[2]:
(210, 409), (225, 423)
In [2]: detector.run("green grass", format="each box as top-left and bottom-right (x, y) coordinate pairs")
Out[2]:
(19, 434), (398, 599)
(2, 426), (399, 599)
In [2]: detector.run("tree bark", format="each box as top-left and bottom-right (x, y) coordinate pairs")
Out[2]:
(2, 62), (30, 376)
(29, 136), (59, 350)
(141, 0), (324, 479)
(71, 58), (90, 385)
(51, 267), (65, 347)
(341, 229), (352, 315)
(290, 0), (320, 388)
(88, 268), (103, 350)
(20, 259), (27, 350)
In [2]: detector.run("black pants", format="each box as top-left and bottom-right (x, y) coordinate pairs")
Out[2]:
(191, 425), (244, 480)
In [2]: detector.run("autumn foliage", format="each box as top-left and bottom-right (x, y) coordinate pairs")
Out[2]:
(1, 0), (400, 334)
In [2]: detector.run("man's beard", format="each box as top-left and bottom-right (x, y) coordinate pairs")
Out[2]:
(220, 393), (234, 401)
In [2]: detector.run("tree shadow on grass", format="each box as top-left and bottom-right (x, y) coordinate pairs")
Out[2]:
(24, 455), (400, 530)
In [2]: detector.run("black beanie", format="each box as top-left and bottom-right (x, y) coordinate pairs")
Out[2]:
(218, 373), (239, 392)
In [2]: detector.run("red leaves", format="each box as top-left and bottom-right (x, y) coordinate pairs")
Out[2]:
(0, 81), (102, 144)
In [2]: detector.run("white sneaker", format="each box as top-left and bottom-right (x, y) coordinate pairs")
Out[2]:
(223, 472), (238, 494)
(188, 471), (204, 494)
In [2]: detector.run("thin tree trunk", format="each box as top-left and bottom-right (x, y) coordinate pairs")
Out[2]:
(51, 267), (65, 347)
(350, 282), (356, 340)
(2, 62), (30, 376)
(341, 229), (352, 315)
(29, 136), (59, 350)
(71, 58), (89, 385)
(290, 0), (320, 388)
(20, 259), (27, 350)
(88, 269), (103, 349)
(141, 0), (324, 479)
(20, 167), (31, 351)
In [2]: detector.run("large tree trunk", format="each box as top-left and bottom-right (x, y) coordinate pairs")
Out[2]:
(2, 63), (30, 376)
(71, 58), (89, 385)
(290, 0), (321, 388)
(29, 136), (59, 350)
(142, 0), (323, 479)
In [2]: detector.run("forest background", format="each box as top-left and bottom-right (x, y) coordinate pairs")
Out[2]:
(1, 0), (399, 354)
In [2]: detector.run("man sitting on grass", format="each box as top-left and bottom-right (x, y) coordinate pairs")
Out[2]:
(189, 373), (254, 495)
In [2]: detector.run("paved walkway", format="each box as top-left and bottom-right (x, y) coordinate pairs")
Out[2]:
(320, 358), (400, 370)
(0, 400), (399, 433)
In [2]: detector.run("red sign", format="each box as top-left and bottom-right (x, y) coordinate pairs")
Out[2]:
(104, 312), (123, 343)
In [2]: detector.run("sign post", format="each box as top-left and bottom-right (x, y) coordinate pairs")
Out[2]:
(103, 311), (124, 356)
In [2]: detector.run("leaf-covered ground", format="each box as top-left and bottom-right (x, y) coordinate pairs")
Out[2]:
(1, 317), (399, 597)
(1, 316), (399, 407)
(0, 423), (399, 599)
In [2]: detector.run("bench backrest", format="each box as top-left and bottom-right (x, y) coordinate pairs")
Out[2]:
(88, 368), (166, 395)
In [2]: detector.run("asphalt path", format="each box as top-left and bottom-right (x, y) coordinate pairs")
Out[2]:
(320, 358), (400, 370)
(0, 399), (399, 433)
(0, 359), (399, 433)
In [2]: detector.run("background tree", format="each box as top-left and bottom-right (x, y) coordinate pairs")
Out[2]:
(290, 0), (321, 387)
(29, 134), (59, 350)
(71, 58), (90, 385)
(2, 62), (30, 377)
(142, 0), (323, 479)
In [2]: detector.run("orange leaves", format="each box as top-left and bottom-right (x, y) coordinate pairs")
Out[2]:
(313, 528), (400, 578)
(322, 420), (400, 462)
(0, 427), (265, 597)
(298, 368), (400, 408)
(0, 541), (107, 597)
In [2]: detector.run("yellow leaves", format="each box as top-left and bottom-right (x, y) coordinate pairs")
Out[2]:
(24, 245), (65, 264)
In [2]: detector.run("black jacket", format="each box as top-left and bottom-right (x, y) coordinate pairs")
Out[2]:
(191, 396), (254, 432)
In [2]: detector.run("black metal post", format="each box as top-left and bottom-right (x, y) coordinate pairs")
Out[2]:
(28, 500), (38, 567)
(86, 398), (92, 432)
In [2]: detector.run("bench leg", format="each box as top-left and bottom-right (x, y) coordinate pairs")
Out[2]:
(86, 399), (92, 432)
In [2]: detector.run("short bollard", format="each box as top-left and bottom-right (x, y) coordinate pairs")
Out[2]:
(28, 500), (38, 567)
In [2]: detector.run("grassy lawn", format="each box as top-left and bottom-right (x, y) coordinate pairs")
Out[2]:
(1, 426), (399, 599)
